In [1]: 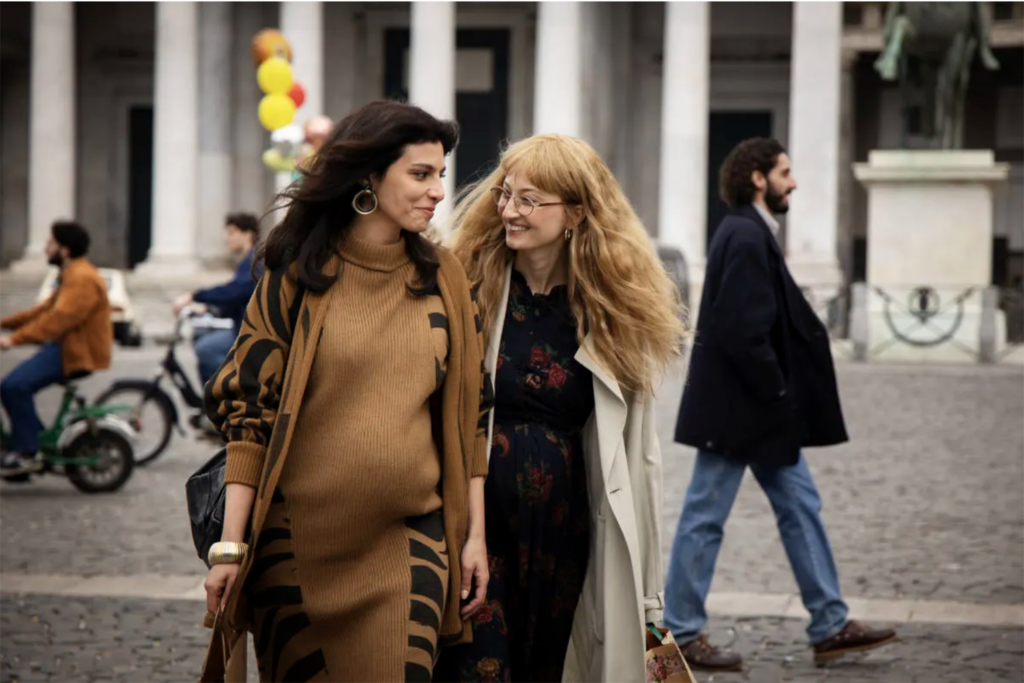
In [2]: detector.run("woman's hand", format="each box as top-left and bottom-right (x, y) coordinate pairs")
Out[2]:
(459, 535), (489, 619)
(204, 484), (258, 616)
(204, 563), (241, 615)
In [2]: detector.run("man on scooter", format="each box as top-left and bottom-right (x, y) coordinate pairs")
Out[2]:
(0, 221), (113, 475)
(173, 213), (261, 388)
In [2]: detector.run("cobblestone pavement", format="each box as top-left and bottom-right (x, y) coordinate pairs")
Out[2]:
(0, 348), (211, 578)
(1, 338), (1022, 681)
(1, 594), (1020, 683)
(657, 361), (1024, 607)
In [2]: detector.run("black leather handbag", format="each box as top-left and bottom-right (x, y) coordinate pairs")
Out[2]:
(186, 447), (228, 568)
(185, 281), (305, 569)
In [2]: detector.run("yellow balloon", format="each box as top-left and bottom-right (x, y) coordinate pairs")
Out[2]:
(258, 94), (296, 131)
(257, 57), (293, 95)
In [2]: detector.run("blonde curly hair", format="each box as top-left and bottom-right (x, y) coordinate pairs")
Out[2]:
(448, 134), (688, 394)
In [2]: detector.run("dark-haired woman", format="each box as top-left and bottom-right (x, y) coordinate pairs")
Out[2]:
(201, 101), (492, 682)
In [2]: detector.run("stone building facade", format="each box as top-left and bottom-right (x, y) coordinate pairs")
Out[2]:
(1, 2), (1022, 304)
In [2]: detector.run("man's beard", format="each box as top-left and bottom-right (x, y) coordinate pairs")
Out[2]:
(47, 252), (64, 267)
(765, 185), (790, 215)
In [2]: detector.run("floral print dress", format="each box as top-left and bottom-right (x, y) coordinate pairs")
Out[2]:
(435, 268), (595, 683)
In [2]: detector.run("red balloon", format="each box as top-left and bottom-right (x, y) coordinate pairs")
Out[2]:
(288, 82), (306, 109)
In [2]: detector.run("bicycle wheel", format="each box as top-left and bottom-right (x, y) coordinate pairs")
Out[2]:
(65, 426), (135, 493)
(93, 384), (175, 465)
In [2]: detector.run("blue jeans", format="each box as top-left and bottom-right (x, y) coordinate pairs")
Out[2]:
(1, 343), (67, 453)
(664, 450), (849, 644)
(193, 328), (236, 387)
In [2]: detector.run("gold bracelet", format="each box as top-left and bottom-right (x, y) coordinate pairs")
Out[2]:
(208, 541), (249, 566)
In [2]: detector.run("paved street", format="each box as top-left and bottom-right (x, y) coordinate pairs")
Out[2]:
(2, 594), (1020, 683)
(1, 337), (1022, 682)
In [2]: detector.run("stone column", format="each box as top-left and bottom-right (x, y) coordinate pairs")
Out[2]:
(534, 2), (582, 137)
(658, 2), (710, 302)
(580, 4), (614, 155)
(0, 59), (31, 269)
(627, 3), (665, 235)
(198, 2), (233, 264)
(278, 2), (323, 193)
(280, 2), (323, 124)
(410, 1), (456, 223)
(836, 48), (859, 333)
(786, 1), (844, 314)
(324, 4), (358, 120)
(137, 1), (200, 275)
(232, 2), (273, 216)
(13, 2), (76, 273)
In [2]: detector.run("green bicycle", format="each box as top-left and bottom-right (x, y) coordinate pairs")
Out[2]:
(0, 373), (136, 493)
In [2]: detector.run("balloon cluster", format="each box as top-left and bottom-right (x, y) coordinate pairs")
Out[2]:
(251, 29), (301, 131)
(252, 28), (334, 175)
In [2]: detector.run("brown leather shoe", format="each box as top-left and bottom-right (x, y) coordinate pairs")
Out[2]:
(677, 634), (743, 671)
(813, 620), (898, 665)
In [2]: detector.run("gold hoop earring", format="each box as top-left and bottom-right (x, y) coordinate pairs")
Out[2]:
(352, 186), (378, 215)
(564, 228), (573, 242)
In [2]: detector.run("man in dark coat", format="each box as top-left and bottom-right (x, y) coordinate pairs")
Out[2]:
(172, 213), (262, 386)
(664, 138), (896, 670)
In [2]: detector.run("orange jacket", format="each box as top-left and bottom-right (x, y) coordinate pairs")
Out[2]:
(1, 258), (113, 375)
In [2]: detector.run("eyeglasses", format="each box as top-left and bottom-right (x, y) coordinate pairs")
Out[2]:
(489, 187), (570, 217)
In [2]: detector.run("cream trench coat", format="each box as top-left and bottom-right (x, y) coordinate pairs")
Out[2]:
(484, 262), (665, 683)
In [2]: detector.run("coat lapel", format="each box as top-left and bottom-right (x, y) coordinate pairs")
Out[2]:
(575, 336), (629, 490)
(734, 205), (812, 341)
(484, 262), (513, 459)
(574, 337), (625, 406)
(737, 204), (784, 261)
(485, 262), (513, 378)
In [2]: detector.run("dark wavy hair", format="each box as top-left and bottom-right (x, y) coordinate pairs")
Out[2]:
(225, 212), (260, 240)
(719, 137), (787, 208)
(51, 221), (91, 258)
(259, 100), (460, 295)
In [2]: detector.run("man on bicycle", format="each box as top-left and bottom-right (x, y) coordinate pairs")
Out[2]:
(172, 213), (261, 388)
(0, 221), (113, 475)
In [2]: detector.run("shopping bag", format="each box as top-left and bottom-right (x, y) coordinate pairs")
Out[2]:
(645, 624), (697, 683)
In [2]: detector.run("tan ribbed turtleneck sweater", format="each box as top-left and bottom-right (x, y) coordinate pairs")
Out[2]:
(265, 234), (451, 681)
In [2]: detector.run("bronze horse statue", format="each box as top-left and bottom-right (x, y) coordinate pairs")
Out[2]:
(874, 2), (1000, 149)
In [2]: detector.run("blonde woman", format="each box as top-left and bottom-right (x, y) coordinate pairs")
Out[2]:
(433, 135), (687, 682)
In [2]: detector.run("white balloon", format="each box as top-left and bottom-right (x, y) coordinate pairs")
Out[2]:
(270, 124), (305, 158)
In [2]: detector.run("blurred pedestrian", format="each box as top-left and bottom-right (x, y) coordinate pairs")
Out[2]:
(0, 221), (112, 475)
(173, 213), (262, 387)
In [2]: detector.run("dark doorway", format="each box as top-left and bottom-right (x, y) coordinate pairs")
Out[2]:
(384, 29), (510, 189)
(128, 106), (154, 269)
(707, 111), (773, 248)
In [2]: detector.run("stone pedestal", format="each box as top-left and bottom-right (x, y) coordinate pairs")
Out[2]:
(853, 150), (1009, 363)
